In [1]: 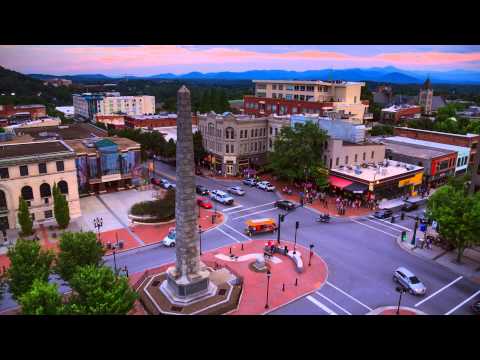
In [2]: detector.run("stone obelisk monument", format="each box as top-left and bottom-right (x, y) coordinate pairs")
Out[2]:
(161, 86), (214, 303)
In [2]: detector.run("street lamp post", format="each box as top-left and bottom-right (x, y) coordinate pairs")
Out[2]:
(277, 213), (287, 244)
(293, 221), (299, 254)
(309, 244), (314, 266)
(112, 248), (118, 275)
(396, 286), (406, 315)
(265, 269), (272, 309)
(198, 225), (203, 255)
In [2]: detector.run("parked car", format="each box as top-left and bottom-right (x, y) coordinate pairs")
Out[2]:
(257, 181), (275, 191)
(161, 228), (176, 247)
(151, 178), (161, 186)
(243, 178), (257, 187)
(373, 209), (393, 219)
(471, 301), (480, 314)
(197, 197), (213, 209)
(160, 179), (175, 189)
(196, 185), (209, 196)
(228, 186), (246, 196)
(393, 267), (427, 295)
(402, 201), (418, 212)
(275, 200), (296, 211)
(210, 190), (234, 205)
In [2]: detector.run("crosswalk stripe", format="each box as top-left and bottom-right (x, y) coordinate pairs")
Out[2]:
(306, 295), (337, 315)
(350, 218), (397, 238)
(315, 292), (352, 315)
(222, 205), (243, 212)
(365, 218), (403, 232)
(232, 208), (277, 220)
(367, 216), (412, 231)
(215, 227), (241, 243)
(223, 224), (251, 240)
(326, 281), (373, 311)
(227, 201), (277, 215)
(415, 276), (463, 307)
(444, 289), (480, 315)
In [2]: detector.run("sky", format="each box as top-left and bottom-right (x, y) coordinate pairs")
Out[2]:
(1, 45), (480, 76)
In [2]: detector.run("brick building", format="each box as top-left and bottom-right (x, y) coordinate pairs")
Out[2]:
(381, 104), (422, 123)
(394, 127), (480, 191)
(94, 114), (126, 129)
(124, 113), (198, 129)
(0, 104), (47, 121)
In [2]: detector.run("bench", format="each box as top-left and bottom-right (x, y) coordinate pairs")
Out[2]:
(264, 245), (303, 273)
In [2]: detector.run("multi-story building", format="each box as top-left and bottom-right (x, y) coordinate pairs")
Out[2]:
(198, 112), (274, 176)
(394, 127), (480, 191)
(94, 114), (126, 129)
(73, 92), (155, 121)
(381, 104), (422, 123)
(0, 140), (81, 230)
(65, 137), (142, 195)
(124, 113), (198, 129)
(0, 104), (46, 121)
(243, 80), (370, 123)
(419, 78), (434, 115)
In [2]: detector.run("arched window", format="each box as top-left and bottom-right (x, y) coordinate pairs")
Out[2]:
(208, 123), (215, 136)
(0, 190), (7, 209)
(225, 127), (235, 140)
(21, 186), (34, 201)
(40, 183), (52, 198)
(58, 180), (69, 195)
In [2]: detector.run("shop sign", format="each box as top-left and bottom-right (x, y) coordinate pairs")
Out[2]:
(368, 183), (374, 191)
(398, 172), (423, 188)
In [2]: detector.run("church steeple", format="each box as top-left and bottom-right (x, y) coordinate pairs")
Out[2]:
(423, 76), (432, 90)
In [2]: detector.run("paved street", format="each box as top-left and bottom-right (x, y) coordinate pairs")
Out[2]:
(1, 160), (479, 315)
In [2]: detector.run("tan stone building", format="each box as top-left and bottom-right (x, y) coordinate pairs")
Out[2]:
(324, 139), (386, 169)
(0, 140), (81, 230)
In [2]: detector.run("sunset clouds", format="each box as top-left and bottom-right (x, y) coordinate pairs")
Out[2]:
(1, 45), (479, 76)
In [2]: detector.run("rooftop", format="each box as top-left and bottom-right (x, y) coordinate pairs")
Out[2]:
(65, 137), (140, 155)
(12, 123), (107, 140)
(384, 136), (471, 153)
(126, 113), (177, 120)
(0, 140), (73, 160)
(13, 104), (45, 109)
(384, 141), (453, 160)
(382, 104), (421, 112)
(331, 159), (423, 183)
(253, 80), (365, 86)
(395, 127), (480, 139)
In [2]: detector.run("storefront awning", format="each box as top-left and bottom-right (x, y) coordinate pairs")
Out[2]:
(329, 176), (353, 189)
(344, 182), (369, 194)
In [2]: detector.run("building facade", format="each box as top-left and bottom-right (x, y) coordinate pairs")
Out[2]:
(419, 78), (434, 115)
(0, 140), (81, 230)
(0, 104), (46, 121)
(381, 104), (422, 122)
(94, 114), (126, 129)
(243, 80), (370, 123)
(324, 139), (385, 170)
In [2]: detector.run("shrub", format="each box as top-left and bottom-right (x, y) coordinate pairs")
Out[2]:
(130, 189), (175, 221)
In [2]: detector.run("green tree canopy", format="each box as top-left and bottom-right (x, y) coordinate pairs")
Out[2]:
(427, 185), (480, 262)
(7, 239), (55, 300)
(193, 130), (207, 165)
(268, 121), (328, 183)
(64, 265), (137, 315)
(17, 197), (33, 236)
(53, 183), (70, 229)
(19, 279), (63, 315)
(55, 231), (105, 282)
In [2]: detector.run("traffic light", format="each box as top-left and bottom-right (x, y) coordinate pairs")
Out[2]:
(401, 231), (407, 242)
(280, 214), (285, 222)
(295, 221), (299, 229)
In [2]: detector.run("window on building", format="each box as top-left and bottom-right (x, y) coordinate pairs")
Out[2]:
(324, 155), (327, 165)
(269, 139), (272, 149)
(278, 85), (283, 90)
(30, 213), (35, 221)
(40, 183), (52, 198)
(371, 151), (375, 159)
(0, 168), (9, 179)
(226, 144), (229, 153)
(336, 158), (339, 166)
(306, 85), (315, 92)
(21, 186), (34, 201)
(299, 95), (305, 101)
(44, 210), (53, 219)
(19, 165), (29, 176)
(294, 95), (299, 100)
(271, 104), (277, 112)
(292, 107), (297, 113)
(286, 85), (294, 91)
(58, 180), (69, 194)
(254, 142), (258, 151)
(251, 129), (254, 137)
(329, 159), (332, 168)
(272, 84), (277, 90)
(275, 128), (278, 136)
(255, 129), (258, 137)
(355, 154), (358, 163)
(363, 152), (366, 161)
(285, 94), (293, 100)
(231, 145), (234, 153)
(354, 96), (357, 104)
(269, 127), (272, 135)
(38, 163), (47, 174)
(278, 94), (283, 99)
(345, 156), (349, 164)
(272, 93), (277, 99)
(56, 161), (65, 172)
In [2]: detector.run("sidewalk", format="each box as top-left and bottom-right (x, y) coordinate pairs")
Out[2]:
(397, 235), (480, 284)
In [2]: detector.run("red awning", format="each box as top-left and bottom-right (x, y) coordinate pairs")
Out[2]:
(329, 176), (353, 189)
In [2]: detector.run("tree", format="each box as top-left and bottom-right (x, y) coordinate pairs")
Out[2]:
(55, 231), (105, 282)
(64, 265), (137, 315)
(19, 279), (63, 315)
(370, 124), (394, 136)
(53, 183), (70, 229)
(193, 130), (207, 165)
(0, 272), (6, 303)
(427, 185), (480, 263)
(268, 121), (328, 184)
(17, 197), (33, 236)
(6, 239), (55, 300)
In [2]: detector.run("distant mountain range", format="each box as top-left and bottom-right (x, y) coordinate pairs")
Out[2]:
(28, 66), (480, 84)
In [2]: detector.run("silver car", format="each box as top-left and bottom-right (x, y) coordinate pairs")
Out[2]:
(228, 186), (245, 196)
(393, 267), (427, 296)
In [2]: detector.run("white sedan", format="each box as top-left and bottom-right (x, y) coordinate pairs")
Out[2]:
(257, 181), (275, 192)
(228, 186), (246, 196)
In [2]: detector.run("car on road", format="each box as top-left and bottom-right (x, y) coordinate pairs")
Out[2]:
(210, 190), (234, 205)
(402, 201), (418, 212)
(275, 200), (296, 211)
(161, 228), (176, 247)
(197, 197), (213, 209)
(196, 185), (209, 196)
(151, 178), (161, 186)
(228, 186), (246, 196)
(393, 267), (427, 296)
(257, 181), (275, 191)
(159, 179), (175, 189)
(373, 209), (393, 219)
(472, 301), (480, 314)
(243, 178), (257, 187)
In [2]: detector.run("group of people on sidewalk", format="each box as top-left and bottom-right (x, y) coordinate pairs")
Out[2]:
(333, 196), (379, 215)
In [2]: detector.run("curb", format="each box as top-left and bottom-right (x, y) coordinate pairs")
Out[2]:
(367, 306), (426, 315)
